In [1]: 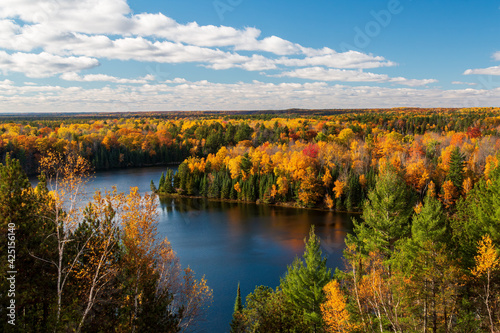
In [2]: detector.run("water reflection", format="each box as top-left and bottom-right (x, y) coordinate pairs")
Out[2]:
(156, 195), (355, 332)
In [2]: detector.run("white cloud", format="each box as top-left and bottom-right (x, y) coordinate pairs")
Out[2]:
(275, 67), (437, 86)
(464, 66), (500, 76)
(60, 72), (155, 84)
(0, 0), (401, 74)
(388, 77), (438, 87)
(0, 0), (438, 89)
(452, 81), (477, 86)
(276, 49), (395, 69)
(0, 51), (99, 78)
(1, 80), (497, 113)
(493, 51), (500, 61)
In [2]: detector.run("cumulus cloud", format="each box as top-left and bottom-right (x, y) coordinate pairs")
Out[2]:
(275, 67), (437, 86)
(0, 79), (498, 112)
(0, 51), (99, 78)
(0, 0), (401, 75)
(494, 51), (500, 61)
(464, 66), (500, 76)
(0, 0), (438, 93)
(276, 49), (395, 69)
(60, 72), (155, 84)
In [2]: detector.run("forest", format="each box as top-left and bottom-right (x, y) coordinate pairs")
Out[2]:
(1, 107), (500, 332)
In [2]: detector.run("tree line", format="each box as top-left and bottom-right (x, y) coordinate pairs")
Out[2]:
(1, 107), (499, 177)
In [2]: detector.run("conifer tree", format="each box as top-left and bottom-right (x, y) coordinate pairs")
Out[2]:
(165, 169), (175, 193)
(234, 282), (243, 313)
(230, 283), (245, 333)
(454, 160), (500, 267)
(159, 172), (166, 192)
(280, 226), (331, 330)
(411, 194), (448, 247)
(0, 154), (56, 332)
(448, 146), (465, 190)
(353, 166), (414, 258)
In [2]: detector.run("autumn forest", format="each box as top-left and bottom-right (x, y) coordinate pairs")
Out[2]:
(1, 107), (500, 332)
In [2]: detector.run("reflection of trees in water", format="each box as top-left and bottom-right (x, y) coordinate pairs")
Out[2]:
(157, 195), (354, 256)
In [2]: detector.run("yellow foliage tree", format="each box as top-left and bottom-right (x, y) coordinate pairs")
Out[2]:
(333, 180), (345, 199)
(321, 280), (354, 333)
(324, 194), (334, 210)
(322, 168), (333, 188)
(440, 180), (458, 208)
(472, 235), (500, 332)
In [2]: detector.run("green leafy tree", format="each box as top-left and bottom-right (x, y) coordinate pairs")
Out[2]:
(241, 286), (308, 333)
(280, 226), (331, 330)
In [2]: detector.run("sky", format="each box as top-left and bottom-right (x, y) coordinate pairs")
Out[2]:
(0, 0), (499, 112)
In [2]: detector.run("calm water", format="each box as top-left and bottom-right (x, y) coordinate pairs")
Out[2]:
(33, 166), (355, 332)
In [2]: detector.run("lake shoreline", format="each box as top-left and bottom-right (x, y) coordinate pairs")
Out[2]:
(155, 192), (363, 215)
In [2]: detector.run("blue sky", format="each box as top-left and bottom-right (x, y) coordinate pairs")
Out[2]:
(0, 0), (499, 112)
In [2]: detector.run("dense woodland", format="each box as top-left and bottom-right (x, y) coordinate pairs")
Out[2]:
(1, 107), (500, 332)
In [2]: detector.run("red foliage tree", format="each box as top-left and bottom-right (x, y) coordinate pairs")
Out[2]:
(303, 143), (319, 159)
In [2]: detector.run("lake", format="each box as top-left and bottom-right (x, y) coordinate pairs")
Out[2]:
(34, 166), (355, 332)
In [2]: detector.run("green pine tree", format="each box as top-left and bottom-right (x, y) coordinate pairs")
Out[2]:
(234, 282), (243, 313)
(230, 282), (245, 333)
(412, 195), (448, 247)
(165, 169), (175, 193)
(280, 226), (331, 330)
(0, 154), (57, 332)
(352, 167), (414, 258)
(453, 159), (500, 267)
(448, 146), (465, 190)
(159, 172), (166, 192)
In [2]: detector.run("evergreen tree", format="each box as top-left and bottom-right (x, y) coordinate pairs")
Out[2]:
(0, 154), (57, 332)
(280, 226), (331, 330)
(165, 169), (175, 193)
(453, 161), (500, 267)
(150, 179), (157, 193)
(234, 282), (243, 313)
(411, 195), (448, 247)
(200, 175), (208, 197)
(394, 194), (461, 333)
(230, 283), (245, 333)
(352, 167), (414, 258)
(229, 179), (237, 200)
(448, 146), (465, 190)
(159, 172), (166, 192)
